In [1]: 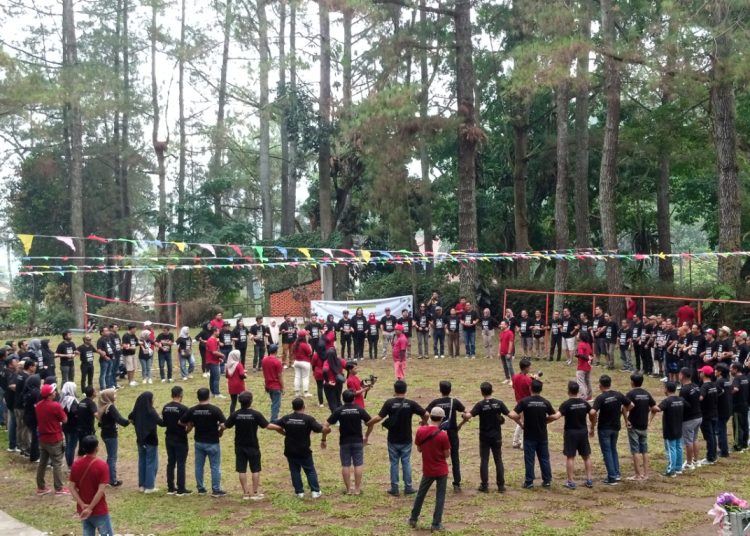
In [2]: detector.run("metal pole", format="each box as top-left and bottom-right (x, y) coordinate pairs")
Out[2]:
(503, 289), (508, 318)
(545, 292), (550, 354)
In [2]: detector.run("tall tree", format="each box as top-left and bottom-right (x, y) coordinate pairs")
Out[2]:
(285, 0), (298, 235)
(553, 83), (570, 311)
(419, 0), (434, 272)
(278, 0), (292, 236)
(120, 0), (133, 300)
(177, 0), (187, 232)
(710, 0), (740, 287)
(258, 0), (272, 239)
(318, 2), (333, 238)
(151, 0), (168, 243)
(574, 0), (593, 277)
(62, 0), (85, 328)
(598, 0), (625, 319)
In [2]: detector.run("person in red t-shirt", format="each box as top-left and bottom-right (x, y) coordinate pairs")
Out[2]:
(35, 383), (69, 495)
(511, 358), (535, 449)
(205, 327), (225, 399)
(676, 301), (696, 328)
(408, 407), (451, 532)
(209, 312), (225, 332)
(261, 344), (284, 421)
(345, 362), (371, 408)
(626, 297), (637, 321)
(576, 332), (594, 400)
(69, 435), (113, 536)
(498, 320), (516, 384)
(292, 329), (313, 398)
(392, 324), (409, 380)
(225, 349), (246, 414)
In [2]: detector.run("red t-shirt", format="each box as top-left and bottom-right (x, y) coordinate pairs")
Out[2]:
(210, 318), (225, 331)
(626, 299), (636, 320)
(293, 341), (313, 363)
(312, 352), (325, 381)
(35, 399), (66, 444)
(415, 425), (450, 478)
(512, 373), (533, 402)
(325, 330), (336, 350)
(677, 305), (696, 327)
(226, 362), (246, 395)
(346, 375), (365, 408)
(262, 355), (283, 390)
(393, 334), (408, 361)
(205, 336), (221, 365)
(455, 303), (465, 314)
(576, 341), (593, 372)
(70, 456), (109, 516)
(499, 329), (515, 356)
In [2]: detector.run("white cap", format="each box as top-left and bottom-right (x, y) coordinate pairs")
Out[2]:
(144, 321), (152, 327)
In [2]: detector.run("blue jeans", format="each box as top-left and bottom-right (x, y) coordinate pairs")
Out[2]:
(409, 475), (447, 529)
(598, 428), (621, 480)
(179, 354), (195, 378)
(140, 357), (153, 380)
(208, 364), (221, 395)
(387, 442), (413, 491)
(82, 513), (114, 536)
(717, 415), (730, 457)
(664, 438), (683, 473)
(98, 360), (112, 391)
(195, 441), (221, 492)
(108, 356), (120, 387)
(463, 330), (476, 356)
(64, 430), (78, 468)
(700, 416), (718, 462)
(158, 352), (173, 380)
(103, 437), (118, 483)
(7, 410), (16, 450)
(138, 443), (158, 489)
(287, 453), (320, 494)
(522, 438), (552, 485)
(268, 389), (281, 422)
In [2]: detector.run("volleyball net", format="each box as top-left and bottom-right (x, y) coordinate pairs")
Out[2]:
(83, 292), (181, 332)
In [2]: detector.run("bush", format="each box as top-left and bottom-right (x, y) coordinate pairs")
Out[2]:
(180, 299), (224, 328)
(40, 306), (77, 333)
(95, 303), (151, 325)
(7, 303), (31, 328)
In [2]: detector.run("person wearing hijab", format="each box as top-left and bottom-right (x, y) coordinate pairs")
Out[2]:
(60, 382), (80, 467)
(292, 330), (313, 398)
(128, 392), (165, 493)
(139, 330), (155, 384)
(98, 389), (130, 487)
(29, 339), (44, 374)
(40, 339), (56, 380)
(226, 350), (246, 415)
(23, 373), (42, 462)
(176, 327), (195, 381)
(321, 348), (346, 412)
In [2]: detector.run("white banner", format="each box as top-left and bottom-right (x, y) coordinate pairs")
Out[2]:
(310, 295), (413, 322)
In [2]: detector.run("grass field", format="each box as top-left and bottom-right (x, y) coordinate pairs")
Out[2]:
(0, 336), (747, 535)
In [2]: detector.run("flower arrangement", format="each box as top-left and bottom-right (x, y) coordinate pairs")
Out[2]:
(708, 493), (750, 534)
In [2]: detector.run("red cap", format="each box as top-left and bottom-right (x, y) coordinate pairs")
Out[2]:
(698, 366), (714, 376)
(705, 328), (716, 336)
(297, 329), (307, 337)
(395, 324), (404, 331)
(41, 384), (55, 398)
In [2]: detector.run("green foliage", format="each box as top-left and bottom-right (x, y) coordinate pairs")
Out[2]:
(7, 303), (31, 327)
(39, 306), (77, 333)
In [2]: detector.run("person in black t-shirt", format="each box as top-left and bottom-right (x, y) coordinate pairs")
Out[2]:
(231, 319), (250, 368)
(413, 304), (432, 360)
(97, 388), (129, 487)
(77, 336), (96, 391)
(698, 366), (720, 464)
(367, 380), (428, 496)
(431, 307), (446, 359)
(426, 381), (466, 491)
(352, 308), (368, 361)
(517, 310), (533, 359)
(76, 386), (98, 455)
(446, 309), (461, 358)
(651, 381), (685, 476)
(602, 313), (618, 370)
(156, 326), (175, 383)
(509, 379), (558, 488)
(591, 374), (632, 484)
(554, 382), (593, 489)
(679, 367), (703, 468)
(322, 389), (374, 495)
(180, 388), (227, 497)
(249, 317), (270, 371)
(730, 363), (749, 452)
(625, 373), (656, 480)
(380, 308), (397, 359)
(462, 381), (510, 492)
(274, 397), (326, 498)
(531, 310), (547, 360)
(162, 385), (191, 495)
(121, 325), (139, 386)
(96, 327), (116, 391)
(715, 363), (733, 457)
(548, 311), (563, 362)
(338, 311), (354, 360)
(224, 390), (280, 499)
(279, 314), (298, 367)
(560, 308), (579, 365)
(55, 330), (79, 384)
(461, 303), (479, 359)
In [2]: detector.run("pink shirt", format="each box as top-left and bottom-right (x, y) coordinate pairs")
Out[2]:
(393, 334), (408, 361)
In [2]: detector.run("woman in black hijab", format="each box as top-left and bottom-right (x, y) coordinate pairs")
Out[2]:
(321, 348), (345, 412)
(128, 392), (164, 493)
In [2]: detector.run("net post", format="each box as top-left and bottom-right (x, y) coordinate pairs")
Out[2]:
(502, 289), (507, 317)
(175, 304), (181, 329)
(83, 294), (88, 330)
(697, 301), (702, 324)
(544, 292), (550, 353)
(592, 295), (596, 317)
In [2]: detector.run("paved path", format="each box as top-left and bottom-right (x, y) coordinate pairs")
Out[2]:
(0, 510), (44, 536)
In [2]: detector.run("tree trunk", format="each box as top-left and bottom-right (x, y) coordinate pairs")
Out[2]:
(278, 0), (292, 236)
(258, 0), (272, 239)
(210, 0), (232, 222)
(318, 2), (332, 238)
(511, 98), (531, 278)
(574, 0), (593, 277)
(455, 0), (478, 298)
(710, 0), (740, 287)
(177, 0), (187, 232)
(62, 0), (85, 328)
(286, 1), (298, 235)
(110, 0), (122, 300)
(553, 83), (570, 312)
(599, 0), (625, 320)
(121, 0), (133, 301)
(419, 0), (433, 273)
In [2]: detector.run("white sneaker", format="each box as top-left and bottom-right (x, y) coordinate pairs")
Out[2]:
(440, 355), (445, 359)
(168, 379), (174, 383)
(250, 493), (264, 501)
(566, 359), (572, 366)
(142, 379), (147, 384)
(434, 355), (439, 359)
(304, 393), (312, 398)
(296, 493), (305, 498)
(129, 381), (137, 387)
(215, 394), (226, 399)
(660, 377), (668, 383)
(188, 375), (194, 379)
(311, 491), (322, 499)
(161, 379), (166, 383)
(144, 488), (160, 494)
(182, 377), (188, 381)
(148, 378), (153, 384)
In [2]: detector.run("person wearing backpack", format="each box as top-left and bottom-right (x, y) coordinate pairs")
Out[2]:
(426, 381), (466, 492)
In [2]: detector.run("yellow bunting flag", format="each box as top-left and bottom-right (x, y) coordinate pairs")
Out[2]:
(173, 242), (187, 252)
(298, 248), (311, 258)
(18, 234), (34, 254)
(361, 250), (371, 263)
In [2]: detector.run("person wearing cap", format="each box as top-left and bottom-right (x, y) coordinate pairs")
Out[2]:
(392, 324), (409, 381)
(407, 406), (451, 532)
(380, 307), (398, 359)
(366, 312), (380, 360)
(292, 330), (313, 398)
(698, 366), (719, 465)
(78, 335), (96, 392)
(261, 344), (284, 421)
(35, 383), (70, 496)
(679, 367), (703, 469)
(413, 303), (432, 360)
(337, 310), (354, 360)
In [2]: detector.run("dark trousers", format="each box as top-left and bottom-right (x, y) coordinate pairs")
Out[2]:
(409, 475), (447, 529)
(324, 383), (342, 412)
(80, 364), (94, 391)
(61, 363), (75, 384)
(316, 379), (324, 405)
(199, 345), (207, 373)
(340, 335), (352, 359)
(367, 335), (379, 359)
(238, 346), (247, 368)
(287, 453), (320, 493)
(701, 416), (718, 462)
(733, 409), (749, 450)
(549, 336), (562, 361)
(28, 422), (39, 462)
(447, 430), (461, 487)
(479, 438), (504, 489)
(433, 332), (445, 356)
(353, 334), (365, 360)
(523, 438), (551, 485)
(633, 345), (642, 371)
(253, 344), (265, 370)
(641, 346), (654, 374)
(166, 439), (188, 492)
(717, 415), (730, 456)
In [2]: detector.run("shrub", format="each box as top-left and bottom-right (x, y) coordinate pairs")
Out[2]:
(40, 306), (77, 333)
(94, 303), (151, 325)
(180, 299), (224, 328)
(7, 303), (31, 328)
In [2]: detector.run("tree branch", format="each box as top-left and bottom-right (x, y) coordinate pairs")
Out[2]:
(371, 0), (455, 18)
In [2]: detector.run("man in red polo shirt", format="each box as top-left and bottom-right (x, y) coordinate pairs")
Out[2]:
(262, 344), (284, 421)
(511, 358), (534, 449)
(499, 320), (515, 385)
(205, 327), (225, 399)
(35, 383), (69, 495)
(676, 301), (696, 328)
(408, 407), (451, 532)
(70, 435), (113, 536)
(209, 312), (225, 332)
